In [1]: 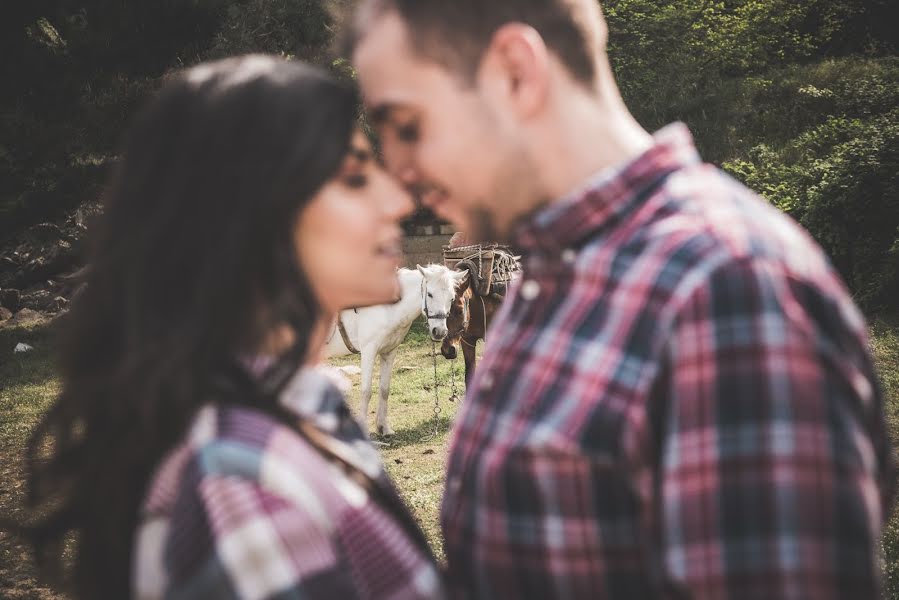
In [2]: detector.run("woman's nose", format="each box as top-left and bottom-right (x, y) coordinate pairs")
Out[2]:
(379, 173), (415, 221)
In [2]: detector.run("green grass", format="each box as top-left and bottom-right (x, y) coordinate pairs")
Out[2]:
(873, 314), (899, 599)
(1, 316), (898, 597)
(0, 320), (64, 599)
(327, 321), (473, 558)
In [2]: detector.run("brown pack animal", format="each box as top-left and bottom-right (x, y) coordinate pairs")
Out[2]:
(439, 274), (506, 386)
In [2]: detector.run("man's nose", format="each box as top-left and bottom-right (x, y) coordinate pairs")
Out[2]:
(381, 141), (416, 181)
(396, 165), (419, 190)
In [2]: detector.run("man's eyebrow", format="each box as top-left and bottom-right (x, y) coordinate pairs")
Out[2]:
(368, 103), (394, 125)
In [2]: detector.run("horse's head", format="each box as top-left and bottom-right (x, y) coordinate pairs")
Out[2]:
(417, 264), (468, 341)
(441, 276), (472, 359)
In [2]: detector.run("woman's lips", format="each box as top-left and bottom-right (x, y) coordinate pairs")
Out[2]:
(375, 238), (404, 263)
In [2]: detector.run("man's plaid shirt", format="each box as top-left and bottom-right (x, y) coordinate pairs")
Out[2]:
(441, 124), (895, 599)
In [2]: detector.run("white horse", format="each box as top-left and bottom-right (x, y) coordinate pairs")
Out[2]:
(325, 264), (467, 436)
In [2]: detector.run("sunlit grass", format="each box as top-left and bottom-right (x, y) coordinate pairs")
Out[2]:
(327, 320), (474, 558)
(1, 315), (896, 596)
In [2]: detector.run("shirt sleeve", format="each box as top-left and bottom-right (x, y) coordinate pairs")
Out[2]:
(655, 256), (893, 599)
(165, 472), (359, 600)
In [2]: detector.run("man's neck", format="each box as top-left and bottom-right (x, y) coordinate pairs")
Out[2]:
(538, 68), (653, 202)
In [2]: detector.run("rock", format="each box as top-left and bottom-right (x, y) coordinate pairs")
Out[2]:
(14, 342), (34, 353)
(0, 288), (20, 311)
(20, 289), (53, 312)
(21, 239), (77, 286)
(29, 222), (64, 242)
(7, 308), (46, 326)
(0, 307), (12, 321)
(335, 365), (362, 376)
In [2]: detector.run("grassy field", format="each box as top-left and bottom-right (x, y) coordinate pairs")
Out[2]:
(326, 321), (473, 559)
(0, 315), (897, 598)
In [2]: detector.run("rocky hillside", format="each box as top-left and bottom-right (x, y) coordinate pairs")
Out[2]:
(0, 203), (100, 327)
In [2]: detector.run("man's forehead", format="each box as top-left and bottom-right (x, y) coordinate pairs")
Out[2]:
(352, 9), (414, 77)
(355, 65), (433, 124)
(352, 10), (441, 112)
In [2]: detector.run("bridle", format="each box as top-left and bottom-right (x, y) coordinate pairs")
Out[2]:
(447, 294), (470, 339)
(421, 278), (449, 322)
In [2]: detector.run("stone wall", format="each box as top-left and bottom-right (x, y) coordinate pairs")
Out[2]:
(402, 224), (455, 268)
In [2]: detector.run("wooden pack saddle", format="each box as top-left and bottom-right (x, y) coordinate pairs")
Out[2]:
(442, 243), (521, 296)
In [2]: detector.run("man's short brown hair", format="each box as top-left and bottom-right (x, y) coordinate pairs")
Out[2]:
(341, 0), (597, 87)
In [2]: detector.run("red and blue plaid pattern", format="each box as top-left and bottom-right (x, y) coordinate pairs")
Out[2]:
(134, 366), (444, 599)
(441, 124), (895, 599)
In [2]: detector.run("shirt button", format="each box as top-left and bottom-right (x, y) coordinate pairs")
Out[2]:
(520, 280), (540, 301)
(562, 249), (577, 264)
(480, 371), (494, 391)
(448, 477), (461, 494)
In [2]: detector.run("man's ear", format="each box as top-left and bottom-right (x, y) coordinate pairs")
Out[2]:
(478, 23), (549, 119)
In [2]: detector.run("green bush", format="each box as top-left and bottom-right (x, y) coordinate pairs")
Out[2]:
(724, 101), (899, 310)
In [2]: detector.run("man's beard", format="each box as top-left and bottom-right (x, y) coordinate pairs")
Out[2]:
(466, 205), (507, 245)
(465, 197), (549, 248)
(464, 143), (549, 246)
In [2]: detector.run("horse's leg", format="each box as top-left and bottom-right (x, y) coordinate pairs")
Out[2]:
(358, 349), (376, 436)
(376, 348), (398, 436)
(462, 337), (477, 386)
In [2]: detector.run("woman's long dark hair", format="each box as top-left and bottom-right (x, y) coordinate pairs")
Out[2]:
(16, 55), (358, 598)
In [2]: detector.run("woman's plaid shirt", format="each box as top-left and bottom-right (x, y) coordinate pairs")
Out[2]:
(441, 124), (895, 599)
(133, 366), (443, 599)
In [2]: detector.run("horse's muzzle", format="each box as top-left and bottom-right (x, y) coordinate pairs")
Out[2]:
(441, 342), (457, 359)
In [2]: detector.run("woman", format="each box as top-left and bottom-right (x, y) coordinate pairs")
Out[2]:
(17, 55), (443, 599)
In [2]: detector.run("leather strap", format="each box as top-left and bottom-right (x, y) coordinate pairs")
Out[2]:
(337, 315), (360, 354)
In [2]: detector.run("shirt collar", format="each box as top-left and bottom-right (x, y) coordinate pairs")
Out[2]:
(242, 357), (352, 428)
(513, 122), (701, 255)
(279, 364), (385, 479)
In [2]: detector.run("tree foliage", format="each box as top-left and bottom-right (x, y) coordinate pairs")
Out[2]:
(604, 0), (895, 142)
(0, 0), (340, 237)
(603, 0), (897, 312)
(2, 0), (897, 313)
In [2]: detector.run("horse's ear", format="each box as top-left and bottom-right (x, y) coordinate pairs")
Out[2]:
(454, 269), (470, 286)
(417, 264), (427, 276)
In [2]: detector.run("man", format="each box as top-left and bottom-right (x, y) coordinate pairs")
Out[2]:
(344, 1), (896, 598)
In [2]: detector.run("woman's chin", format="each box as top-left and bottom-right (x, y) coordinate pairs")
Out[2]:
(372, 248), (404, 269)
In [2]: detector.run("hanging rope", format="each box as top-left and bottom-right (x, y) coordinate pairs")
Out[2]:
(449, 353), (460, 403)
(421, 339), (443, 441)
